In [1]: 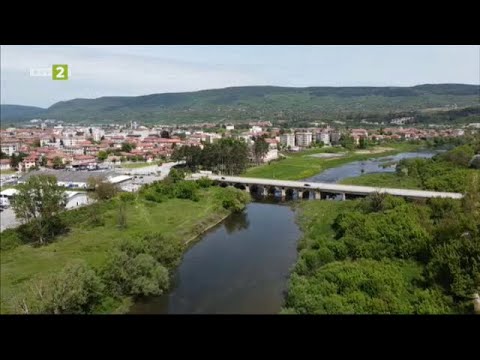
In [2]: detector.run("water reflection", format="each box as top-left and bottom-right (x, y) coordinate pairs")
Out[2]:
(224, 211), (250, 235)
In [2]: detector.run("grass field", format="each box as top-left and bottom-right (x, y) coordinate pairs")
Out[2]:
(0, 187), (231, 314)
(339, 173), (423, 189)
(121, 162), (158, 169)
(243, 143), (423, 180)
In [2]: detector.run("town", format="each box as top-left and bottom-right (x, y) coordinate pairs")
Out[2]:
(1, 119), (473, 174)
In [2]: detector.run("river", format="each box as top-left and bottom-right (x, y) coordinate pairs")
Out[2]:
(129, 151), (436, 314)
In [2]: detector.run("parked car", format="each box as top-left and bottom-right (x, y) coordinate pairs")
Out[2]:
(304, 184), (311, 187)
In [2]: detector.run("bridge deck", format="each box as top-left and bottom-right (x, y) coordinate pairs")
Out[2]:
(190, 174), (463, 200)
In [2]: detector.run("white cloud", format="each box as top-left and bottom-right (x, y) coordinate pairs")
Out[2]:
(1, 45), (264, 107)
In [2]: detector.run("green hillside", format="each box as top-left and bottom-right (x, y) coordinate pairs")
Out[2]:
(2, 84), (479, 125)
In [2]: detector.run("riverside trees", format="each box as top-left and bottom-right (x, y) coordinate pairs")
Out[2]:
(171, 138), (249, 175)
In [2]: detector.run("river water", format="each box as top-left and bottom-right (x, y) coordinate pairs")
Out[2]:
(129, 151), (436, 314)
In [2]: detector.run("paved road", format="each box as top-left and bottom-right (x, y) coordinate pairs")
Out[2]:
(190, 174), (464, 200)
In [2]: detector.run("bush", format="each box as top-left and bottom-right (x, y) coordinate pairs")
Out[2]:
(19, 262), (105, 314)
(174, 181), (199, 201)
(196, 177), (214, 188)
(142, 233), (183, 269)
(285, 259), (453, 314)
(217, 187), (250, 212)
(103, 250), (169, 297)
(0, 229), (22, 251)
(119, 192), (136, 203)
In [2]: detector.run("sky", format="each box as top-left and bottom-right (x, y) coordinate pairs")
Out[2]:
(1, 45), (479, 108)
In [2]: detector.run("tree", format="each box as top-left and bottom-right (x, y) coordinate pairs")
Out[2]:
(97, 150), (108, 161)
(121, 142), (135, 153)
(20, 262), (104, 314)
(39, 156), (47, 167)
(32, 139), (41, 148)
(100, 135), (105, 141)
(52, 156), (64, 169)
(252, 137), (270, 164)
(160, 130), (170, 138)
(89, 128), (93, 135)
(59, 139), (64, 147)
(340, 135), (355, 151)
(102, 248), (169, 297)
(87, 177), (118, 201)
(1, 151), (9, 159)
(10, 152), (27, 169)
(359, 137), (369, 149)
(12, 175), (67, 244)
(470, 155), (480, 169)
(284, 259), (453, 314)
(440, 144), (475, 168)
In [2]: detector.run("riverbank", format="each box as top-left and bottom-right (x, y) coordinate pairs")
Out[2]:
(243, 142), (424, 180)
(283, 196), (476, 314)
(340, 173), (423, 189)
(0, 186), (243, 314)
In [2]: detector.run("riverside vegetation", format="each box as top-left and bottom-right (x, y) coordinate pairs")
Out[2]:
(0, 169), (249, 314)
(341, 135), (480, 193)
(284, 139), (480, 314)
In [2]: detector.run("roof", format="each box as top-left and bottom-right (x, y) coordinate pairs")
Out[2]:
(107, 175), (132, 184)
(1, 188), (19, 197)
(19, 169), (118, 183)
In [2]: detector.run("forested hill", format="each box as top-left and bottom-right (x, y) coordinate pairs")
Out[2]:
(2, 84), (479, 125)
(0, 105), (46, 122)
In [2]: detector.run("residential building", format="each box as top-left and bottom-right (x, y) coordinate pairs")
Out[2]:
(0, 159), (11, 170)
(1, 140), (19, 156)
(280, 133), (295, 148)
(316, 132), (330, 145)
(295, 132), (313, 148)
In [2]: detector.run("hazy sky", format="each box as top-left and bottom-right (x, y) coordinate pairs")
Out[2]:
(1, 45), (479, 108)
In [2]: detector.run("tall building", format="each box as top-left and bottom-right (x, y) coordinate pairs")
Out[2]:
(316, 132), (330, 145)
(295, 132), (313, 148)
(330, 131), (341, 145)
(280, 133), (295, 148)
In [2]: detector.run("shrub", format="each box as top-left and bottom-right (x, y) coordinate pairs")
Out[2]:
(119, 192), (136, 203)
(174, 181), (199, 201)
(0, 229), (22, 251)
(196, 177), (214, 188)
(217, 187), (250, 212)
(18, 262), (105, 314)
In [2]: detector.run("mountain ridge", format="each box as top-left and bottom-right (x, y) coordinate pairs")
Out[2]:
(2, 84), (479, 125)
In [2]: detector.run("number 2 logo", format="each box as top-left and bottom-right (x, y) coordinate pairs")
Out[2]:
(52, 64), (69, 80)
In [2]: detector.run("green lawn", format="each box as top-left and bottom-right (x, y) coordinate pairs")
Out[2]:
(244, 143), (424, 180)
(121, 162), (158, 169)
(340, 173), (423, 189)
(0, 187), (230, 314)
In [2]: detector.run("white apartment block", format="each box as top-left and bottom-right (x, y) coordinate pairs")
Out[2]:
(316, 132), (330, 145)
(295, 132), (313, 148)
(1, 142), (18, 156)
(280, 133), (295, 148)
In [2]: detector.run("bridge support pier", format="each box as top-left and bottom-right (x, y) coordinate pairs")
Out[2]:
(244, 185), (250, 193)
(340, 193), (346, 201)
(314, 191), (321, 200)
(298, 190), (303, 199)
(281, 188), (286, 197)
